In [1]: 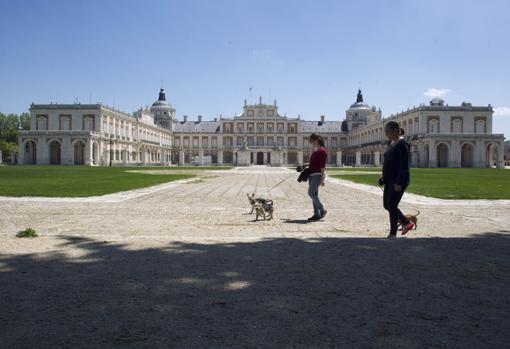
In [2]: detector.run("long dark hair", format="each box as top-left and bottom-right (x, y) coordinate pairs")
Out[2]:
(309, 133), (325, 147)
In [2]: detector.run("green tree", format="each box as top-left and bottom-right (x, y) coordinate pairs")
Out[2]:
(0, 112), (30, 163)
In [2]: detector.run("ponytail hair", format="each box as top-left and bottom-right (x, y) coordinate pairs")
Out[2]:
(310, 133), (325, 147)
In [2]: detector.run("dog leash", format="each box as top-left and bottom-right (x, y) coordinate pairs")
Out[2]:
(269, 175), (293, 191)
(264, 175), (294, 200)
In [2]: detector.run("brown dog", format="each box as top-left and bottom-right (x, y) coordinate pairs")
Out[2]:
(398, 211), (420, 230)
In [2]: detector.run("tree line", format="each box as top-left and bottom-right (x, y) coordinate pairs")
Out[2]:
(0, 113), (30, 163)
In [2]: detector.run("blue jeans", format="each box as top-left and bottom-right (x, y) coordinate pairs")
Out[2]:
(308, 174), (324, 216)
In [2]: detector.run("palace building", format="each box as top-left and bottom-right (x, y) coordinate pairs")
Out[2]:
(18, 88), (505, 168)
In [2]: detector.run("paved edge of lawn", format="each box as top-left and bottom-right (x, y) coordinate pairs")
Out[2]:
(327, 177), (510, 206)
(0, 177), (197, 203)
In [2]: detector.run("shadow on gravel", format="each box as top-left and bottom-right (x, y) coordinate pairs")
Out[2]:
(1, 233), (509, 348)
(281, 219), (314, 224)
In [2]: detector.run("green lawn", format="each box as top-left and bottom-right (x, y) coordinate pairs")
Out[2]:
(140, 166), (233, 171)
(331, 168), (510, 200)
(0, 166), (196, 197)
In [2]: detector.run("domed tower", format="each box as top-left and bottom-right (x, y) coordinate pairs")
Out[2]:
(343, 89), (380, 131)
(150, 88), (176, 130)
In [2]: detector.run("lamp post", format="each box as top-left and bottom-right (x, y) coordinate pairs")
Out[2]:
(109, 135), (114, 167)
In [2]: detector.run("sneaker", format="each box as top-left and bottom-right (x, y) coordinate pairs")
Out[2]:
(307, 215), (320, 221)
(401, 222), (415, 236)
(319, 210), (328, 219)
(387, 234), (396, 239)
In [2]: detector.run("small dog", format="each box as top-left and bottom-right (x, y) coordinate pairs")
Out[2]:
(247, 193), (268, 214)
(398, 210), (420, 230)
(254, 200), (274, 221)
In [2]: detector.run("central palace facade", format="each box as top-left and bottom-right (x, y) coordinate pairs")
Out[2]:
(18, 89), (505, 168)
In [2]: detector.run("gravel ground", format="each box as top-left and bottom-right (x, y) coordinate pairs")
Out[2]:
(0, 166), (509, 348)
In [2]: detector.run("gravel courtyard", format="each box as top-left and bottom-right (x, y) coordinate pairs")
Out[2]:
(1, 167), (509, 348)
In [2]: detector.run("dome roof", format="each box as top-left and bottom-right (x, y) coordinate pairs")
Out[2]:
(151, 100), (171, 108)
(349, 101), (371, 109)
(150, 88), (173, 110)
(348, 89), (371, 109)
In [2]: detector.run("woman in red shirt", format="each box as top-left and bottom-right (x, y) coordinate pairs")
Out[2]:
(307, 133), (328, 221)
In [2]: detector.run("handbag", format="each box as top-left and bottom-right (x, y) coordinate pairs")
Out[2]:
(297, 167), (310, 183)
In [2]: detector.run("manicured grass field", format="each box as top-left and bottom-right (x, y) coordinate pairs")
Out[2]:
(331, 168), (510, 200)
(0, 166), (197, 197)
(141, 166), (233, 171)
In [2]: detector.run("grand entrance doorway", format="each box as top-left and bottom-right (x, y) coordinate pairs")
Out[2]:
(256, 152), (264, 165)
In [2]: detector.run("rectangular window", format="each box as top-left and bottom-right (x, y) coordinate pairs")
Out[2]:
(256, 137), (264, 146)
(211, 137), (218, 147)
(247, 137), (254, 146)
(60, 116), (71, 130)
(202, 137), (208, 148)
(277, 136), (284, 146)
(36, 115), (48, 130)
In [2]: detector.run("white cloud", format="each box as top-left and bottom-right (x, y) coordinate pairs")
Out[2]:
(424, 88), (452, 98)
(493, 106), (510, 117)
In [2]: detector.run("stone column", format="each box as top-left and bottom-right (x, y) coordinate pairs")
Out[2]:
(450, 140), (461, 168)
(374, 151), (380, 166)
(179, 150), (184, 165)
(474, 140), (484, 168)
(355, 150), (361, 167)
(417, 142), (425, 167)
(336, 150), (343, 167)
(84, 139), (92, 165)
(62, 137), (72, 165)
(218, 150), (224, 165)
(497, 141), (505, 168)
(428, 141), (437, 168)
(37, 135), (48, 165)
(263, 152), (267, 164)
(106, 143), (111, 166)
(0, 150), (3, 164)
(297, 151), (303, 165)
(199, 149), (204, 166)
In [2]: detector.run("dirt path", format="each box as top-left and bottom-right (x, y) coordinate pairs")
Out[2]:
(0, 167), (509, 348)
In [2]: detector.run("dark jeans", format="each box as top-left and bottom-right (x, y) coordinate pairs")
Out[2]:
(383, 183), (409, 235)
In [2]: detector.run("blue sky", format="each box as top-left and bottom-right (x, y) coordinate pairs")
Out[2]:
(0, 0), (509, 137)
